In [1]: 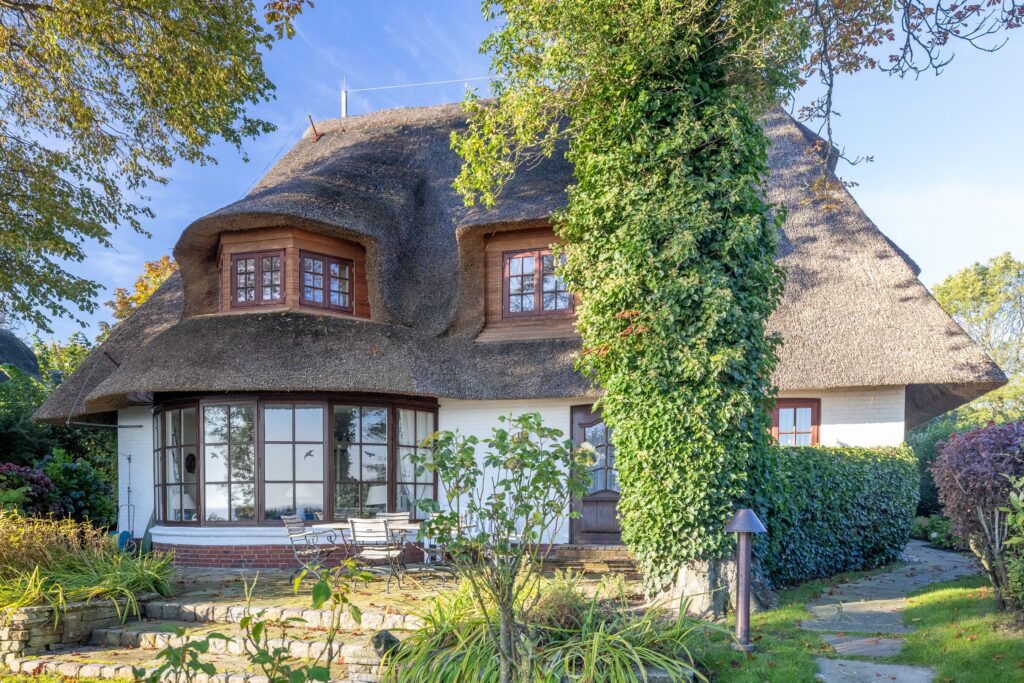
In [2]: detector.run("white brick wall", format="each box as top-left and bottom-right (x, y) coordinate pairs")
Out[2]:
(438, 397), (583, 544)
(778, 386), (906, 447)
(116, 407), (155, 537)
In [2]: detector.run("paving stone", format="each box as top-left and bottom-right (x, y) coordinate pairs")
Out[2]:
(815, 658), (934, 682)
(821, 633), (904, 657)
(802, 598), (912, 634)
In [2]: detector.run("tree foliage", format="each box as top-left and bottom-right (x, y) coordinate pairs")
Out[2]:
(98, 255), (177, 340)
(0, 0), (310, 331)
(933, 252), (1024, 423)
(454, 0), (804, 592)
(932, 421), (1024, 610)
(416, 413), (591, 682)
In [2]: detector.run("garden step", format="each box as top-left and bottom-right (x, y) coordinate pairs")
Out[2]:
(90, 621), (384, 666)
(143, 600), (422, 632)
(5, 644), (383, 682)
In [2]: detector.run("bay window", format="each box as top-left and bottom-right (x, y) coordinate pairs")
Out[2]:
(154, 397), (437, 526)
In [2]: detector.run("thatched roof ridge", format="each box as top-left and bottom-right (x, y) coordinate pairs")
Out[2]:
(35, 104), (1004, 427)
(0, 328), (40, 378)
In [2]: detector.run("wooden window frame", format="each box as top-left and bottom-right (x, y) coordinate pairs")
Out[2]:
(772, 398), (820, 446)
(299, 250), (355, 314)
(153, 402), (201, 526)
(154, 395), (438, 527)
(501, 248), (574, 320)
(260, 401), (330, 525)
(230, 250), (285, 308)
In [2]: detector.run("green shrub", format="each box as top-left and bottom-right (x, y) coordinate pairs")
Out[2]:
(755, 445), (919, 587)
(911, 514), (960, 550)
(41, 449), (115, 525)
(907, 414), (960, 516)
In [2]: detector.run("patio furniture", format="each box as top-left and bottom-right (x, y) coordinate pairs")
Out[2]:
(348, 517), (406, 593)
(281, 515), (344, 579)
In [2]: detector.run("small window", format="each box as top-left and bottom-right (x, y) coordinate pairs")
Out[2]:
(772, 399), (820, 446)
(503, 248), (572, 318)
(300, 251), (353, 313)
(231, 251), (284, 307)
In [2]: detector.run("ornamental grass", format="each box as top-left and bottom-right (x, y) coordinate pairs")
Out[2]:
(0, 510), (174, 622)
(381, 572), (722, 683)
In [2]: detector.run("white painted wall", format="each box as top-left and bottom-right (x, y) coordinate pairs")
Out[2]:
(120, 389), (904, 549)
(438, 397), (584, 544)
(778, 386), (906, 447)
(117, 407), (155, 537)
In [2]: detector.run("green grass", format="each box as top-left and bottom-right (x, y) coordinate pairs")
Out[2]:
(893, 576), (1024, 683)
(699, 566), (1024, 683)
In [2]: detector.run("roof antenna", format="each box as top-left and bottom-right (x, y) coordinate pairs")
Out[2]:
(341, 76), (348, 118)
(307, 114), (323, 142)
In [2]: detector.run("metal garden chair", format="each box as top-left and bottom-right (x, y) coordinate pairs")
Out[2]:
(348, 517), (406, 593)
(281, 514), (345, 580)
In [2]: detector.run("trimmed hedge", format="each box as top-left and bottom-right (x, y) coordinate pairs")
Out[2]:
(754, 445), (919, 587)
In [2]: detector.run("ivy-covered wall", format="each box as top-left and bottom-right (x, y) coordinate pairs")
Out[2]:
(754, 445), (919, 587)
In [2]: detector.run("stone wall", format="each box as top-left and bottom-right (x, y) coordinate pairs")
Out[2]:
(0, 598), (144, 666)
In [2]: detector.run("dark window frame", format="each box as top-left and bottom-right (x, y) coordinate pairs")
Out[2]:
(230, 250), (286, 308)
(501, 248), (574, 320)
(299, 250), (355, 314)
(260, 400), (330, 524)
(153, 401), (201, 526)
(772, 398), (821, 446)
(153, 395), (438, 527)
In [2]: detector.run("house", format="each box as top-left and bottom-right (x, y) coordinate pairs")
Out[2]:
(34, 105), (1005, 566)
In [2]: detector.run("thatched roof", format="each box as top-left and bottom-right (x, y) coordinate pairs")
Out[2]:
(0, 328), (40, 379)
(34, 104), (1004, 428)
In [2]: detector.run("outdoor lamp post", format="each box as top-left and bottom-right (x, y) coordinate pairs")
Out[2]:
(725, 508), (767, 652)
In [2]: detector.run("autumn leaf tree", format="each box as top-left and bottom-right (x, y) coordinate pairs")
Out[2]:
(97, 256), (178, 340)
(0, 0), (311, 331)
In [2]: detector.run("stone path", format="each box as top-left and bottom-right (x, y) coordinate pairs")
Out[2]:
(804, 540), (979, 683)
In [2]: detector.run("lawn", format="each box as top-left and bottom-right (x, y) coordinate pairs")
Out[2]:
(699, 568), (1024, 683)
(895, 576), (1024, 683)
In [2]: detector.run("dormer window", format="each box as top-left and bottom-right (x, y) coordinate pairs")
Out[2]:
(503, 248), (572, 318)
(231, 250), (284, 307)
(300, 251), (353, 313)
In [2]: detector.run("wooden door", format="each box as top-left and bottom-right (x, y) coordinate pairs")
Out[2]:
(569, 405), (621, 545)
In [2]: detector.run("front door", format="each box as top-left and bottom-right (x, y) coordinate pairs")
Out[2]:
(569, 405), (621, 544)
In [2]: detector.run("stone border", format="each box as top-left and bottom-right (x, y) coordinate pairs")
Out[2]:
(0, 593), (157, 665)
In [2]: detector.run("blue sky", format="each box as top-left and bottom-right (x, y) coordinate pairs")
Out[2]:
(33, 1), (1024, 342)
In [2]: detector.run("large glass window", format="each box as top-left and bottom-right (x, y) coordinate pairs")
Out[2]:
(396, 408), (437, 520)
(154, 398), (437, 526)
(231, 251), (284, 307)
(153, 407), (199, 523)
(300, 251), (353, 313)
(503, 249), (572, 317)
(333, 405), (389, 518)
(264, 403), (326, 521)
(203, 404), (256, 522)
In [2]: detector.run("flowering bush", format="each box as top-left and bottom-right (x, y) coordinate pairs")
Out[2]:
(41, 450), (115, 525)
(0, 463), (60, 516)
(932, 421), (1024, 610)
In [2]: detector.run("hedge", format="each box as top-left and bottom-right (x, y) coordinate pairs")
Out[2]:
(753, 445), (919, 587)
